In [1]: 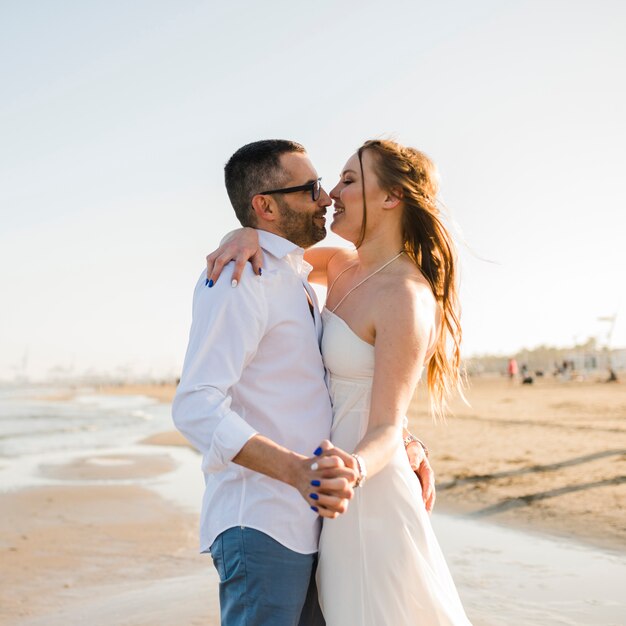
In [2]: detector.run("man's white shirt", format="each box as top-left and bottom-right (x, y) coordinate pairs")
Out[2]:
(172, 231), (333, 554)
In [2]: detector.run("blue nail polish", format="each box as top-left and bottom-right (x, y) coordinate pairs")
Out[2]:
(311, 480), (321, 487)
(208, 279), (214, 288)
(309, 493), (319, 500)
(258, 268), (263, 276)
(310, 506), (318, 512)
(313, 446), (322, 456)
(205, 278), (209, 286)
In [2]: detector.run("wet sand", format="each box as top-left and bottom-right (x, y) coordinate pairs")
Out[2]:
(3, 439), (624, 626)
(0, 386), (217, 625)
(0, 457), (219, 625)
(3, 377), (623, 625)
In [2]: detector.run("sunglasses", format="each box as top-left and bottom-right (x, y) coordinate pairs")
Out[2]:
(260, 178), (322, 202)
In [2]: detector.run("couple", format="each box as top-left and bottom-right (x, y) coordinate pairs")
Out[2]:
(173, 139), (471, 625)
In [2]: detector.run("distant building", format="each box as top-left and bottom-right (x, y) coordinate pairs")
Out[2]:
(465, 340), (625, 377)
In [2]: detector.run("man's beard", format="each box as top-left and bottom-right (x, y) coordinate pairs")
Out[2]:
(276, 199), (326, 248)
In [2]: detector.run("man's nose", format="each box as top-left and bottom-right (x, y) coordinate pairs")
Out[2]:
(318, 187), (332, 206)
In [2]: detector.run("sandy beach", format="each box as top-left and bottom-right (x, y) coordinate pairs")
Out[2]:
(1, 377), (625, 625)
(409, 375), (626, 552)
(95, 375), (626, 552)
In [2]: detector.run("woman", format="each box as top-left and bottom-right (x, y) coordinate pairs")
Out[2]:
(209, 139), (471, 625)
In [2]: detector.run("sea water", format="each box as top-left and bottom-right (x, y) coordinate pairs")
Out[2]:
(0, 385), (201, 508)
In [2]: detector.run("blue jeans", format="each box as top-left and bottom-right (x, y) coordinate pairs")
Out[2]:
(210, 527), (325, 626)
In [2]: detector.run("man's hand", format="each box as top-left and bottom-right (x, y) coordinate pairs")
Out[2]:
(206, 227), (263, 287)
(407, 442), (436, 513)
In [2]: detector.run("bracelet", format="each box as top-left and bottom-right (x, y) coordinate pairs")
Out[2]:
(403, 434), (429, 458)
(351, 453), (367, 488)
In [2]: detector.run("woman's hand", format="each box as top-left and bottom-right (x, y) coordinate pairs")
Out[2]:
(314, 439), (360, 483)
(206, 227), (263, 287)
(298, 440), (358, 517)
(406, 442), (436, 513)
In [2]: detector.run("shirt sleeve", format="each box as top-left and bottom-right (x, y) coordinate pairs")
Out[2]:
(172, 267), (268, 473)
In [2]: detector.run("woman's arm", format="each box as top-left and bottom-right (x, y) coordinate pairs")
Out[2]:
(206, 228), (262, 286)
(205, 228), (354, 287)
(353, 281), (436, 479)
(304, 247), (351, 286)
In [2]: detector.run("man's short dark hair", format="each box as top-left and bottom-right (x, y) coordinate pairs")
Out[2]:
(224, 139), (306, 227)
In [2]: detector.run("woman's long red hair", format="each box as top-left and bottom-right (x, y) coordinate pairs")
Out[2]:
(358, 139), (463, 419)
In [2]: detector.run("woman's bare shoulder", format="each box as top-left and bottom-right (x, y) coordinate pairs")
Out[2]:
(376, 266), (438, 331)
(384, 260), (435, 299)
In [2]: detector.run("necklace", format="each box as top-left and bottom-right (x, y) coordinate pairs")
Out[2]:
(328, 251), (404, 313)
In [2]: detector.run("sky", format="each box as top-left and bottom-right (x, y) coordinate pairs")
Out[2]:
(1, 0), (625, 381)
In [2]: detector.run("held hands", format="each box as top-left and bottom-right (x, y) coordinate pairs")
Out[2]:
(311, 436), (436, 512)
(206, 227), (262, 287)
(295, 440), (359, 518)
(406, 441), (436, 513)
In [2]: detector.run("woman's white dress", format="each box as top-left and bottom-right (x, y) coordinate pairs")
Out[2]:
(317, 308), (472, 626)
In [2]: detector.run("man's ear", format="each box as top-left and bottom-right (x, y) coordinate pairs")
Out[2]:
(382, 187), (403, 210)
(251, 194), (277, 223)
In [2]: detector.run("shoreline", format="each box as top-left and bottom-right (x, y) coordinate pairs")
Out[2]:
(434, 499), (625, 556)
(2, 440), (623, 626)
(1, 381), (625, 624)
(0, 428), (219, 625)
(29, 379), (626, 554)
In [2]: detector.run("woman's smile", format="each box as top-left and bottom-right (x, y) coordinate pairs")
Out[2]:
(332, 203), (345, 218)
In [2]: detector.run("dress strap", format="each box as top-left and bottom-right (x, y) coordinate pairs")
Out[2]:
(329, 251), (404, 314)
(326, 261), (359, 301)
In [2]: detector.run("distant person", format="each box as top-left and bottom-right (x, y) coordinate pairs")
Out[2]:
(204, 139), (472, 624)
(174, 140), (444, 626)
(520, 363), (533, 384)
(560, 359), (573, 381)
(508, 357), (519, 380)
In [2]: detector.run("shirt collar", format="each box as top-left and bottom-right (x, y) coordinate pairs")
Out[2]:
(257, 230), (312, 277)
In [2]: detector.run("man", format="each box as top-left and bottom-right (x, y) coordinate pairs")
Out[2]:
(173, 140), (434, 626)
